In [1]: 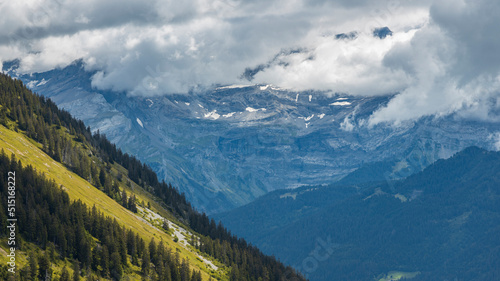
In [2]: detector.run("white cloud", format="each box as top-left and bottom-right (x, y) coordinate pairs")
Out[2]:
(1, 0), (500, 125)
(368, 0), (500, 125)
(251, 28), (419, 96)
(0, 0), (429, 96)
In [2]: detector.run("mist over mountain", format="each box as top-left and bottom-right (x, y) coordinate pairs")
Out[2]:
(5, 60), (500, 214)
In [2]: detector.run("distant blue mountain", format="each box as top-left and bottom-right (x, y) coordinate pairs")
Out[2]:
(216, 146), (500, 280)
(3, 61), (499, 214)
(335, 31), (358, 40)
(373, 26), (393, 38)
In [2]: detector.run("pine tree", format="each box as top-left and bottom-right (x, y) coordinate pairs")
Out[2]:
(180, 258), (190, 281)
(149, 238), (157, 265)
(155, 259), (164, 281)
(109, 252), (123, 281)
(38, 251), (52, 280)
(121, 189), (128, 207)
(60, 267), (70, 281)
(163, 262), (172, 281)
(141, 248), (150, 277)
(126, 229), (138, 265)
(101, 245), (110, 278)
(128, 194), (137, 212)
(28, 252), (38, 281)
(191, 270), (202, 281)
(73, 260), (80, 281)
(118, 232), (128, 266)
(99, 169), (106, 188)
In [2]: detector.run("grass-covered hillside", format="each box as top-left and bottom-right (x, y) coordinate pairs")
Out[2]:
(0, 73), (305, 281)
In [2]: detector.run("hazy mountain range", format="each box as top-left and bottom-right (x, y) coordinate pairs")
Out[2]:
(216, 146), (500, 280)
(4, 60), (500, 214)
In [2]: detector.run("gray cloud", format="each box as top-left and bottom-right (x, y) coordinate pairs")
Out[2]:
(431, 0), (500, 83)
(0, 0), (160, 44)
(369, 0), (500, 125)
(1, 0), (499, 125)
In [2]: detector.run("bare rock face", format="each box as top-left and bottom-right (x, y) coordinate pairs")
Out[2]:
(6, 61), (499, 214)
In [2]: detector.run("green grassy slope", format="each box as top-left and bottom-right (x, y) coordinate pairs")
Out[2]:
(0, 124), (226, 280)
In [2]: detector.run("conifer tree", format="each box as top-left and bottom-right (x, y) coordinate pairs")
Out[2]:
(60, 267), (70, 281)
(38, 251), (52, 280)
(180, 258), (190, 281)
(128, 194), (137, 212)
(28, 252), (38, 281)
(110, 252), (123, 281)
(99, 169), (106, 188)
(121, 189), (128, 207)
(101, 245), (110, 278)
(73, 261), (80, 281)
(141, 248), (150, 277)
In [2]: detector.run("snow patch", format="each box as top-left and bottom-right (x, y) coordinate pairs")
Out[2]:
(185, 102), (190, 106)
(37, 79), (48, 86)
(204, 110), (220, 120)
(340, 108), (357, 131)
(223, 112), (236, 118)
(309, 95), (312, 102)
(336, 97), (349, 101)
(260, 85), (270, 91)
(136, 118), (144, 128)
(246, 107), (266, 112)
(216, 84), (251, 90)
(299, 114), (314, 122)
(146, 99), (154, 107)
(26, 80), (38, 88)
(280, 192), (297, 200)
(198, 104), (204, 108)
(295, 94), (299, 102)
(330, 101), (352, 106)
(270, 85), (286, 91)
(318, 113), (326, 119)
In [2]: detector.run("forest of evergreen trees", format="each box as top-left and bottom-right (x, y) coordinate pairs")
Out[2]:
(0, 151), (202, 281)
(0, 73), (306, 280)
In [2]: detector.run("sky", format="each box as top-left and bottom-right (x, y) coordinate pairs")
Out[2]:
(1, 0), (500, 125)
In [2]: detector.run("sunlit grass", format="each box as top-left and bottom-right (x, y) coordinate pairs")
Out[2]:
(0, 125), (223, 280)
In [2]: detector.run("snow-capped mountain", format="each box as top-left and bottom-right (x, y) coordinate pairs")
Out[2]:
(4, 60), (500, 214)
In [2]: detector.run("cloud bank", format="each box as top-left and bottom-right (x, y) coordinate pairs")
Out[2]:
(369, 0), (500, 124)
(1, 0), (500, 124)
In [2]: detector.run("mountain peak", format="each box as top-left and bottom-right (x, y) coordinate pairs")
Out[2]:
(373, 26), (393, 39)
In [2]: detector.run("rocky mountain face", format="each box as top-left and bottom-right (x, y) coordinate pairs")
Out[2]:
(4, 60), (499, 213)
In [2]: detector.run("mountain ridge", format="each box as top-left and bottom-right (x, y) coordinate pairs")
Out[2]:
(217, 146), (500, 280)
(4, 60), (500, 214)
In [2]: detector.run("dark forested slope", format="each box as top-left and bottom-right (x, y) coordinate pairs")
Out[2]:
(219, 147), (500, 281)
(0, 73), (305, 281)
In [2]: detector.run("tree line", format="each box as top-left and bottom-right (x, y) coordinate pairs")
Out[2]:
(0, 151), (202, 280)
